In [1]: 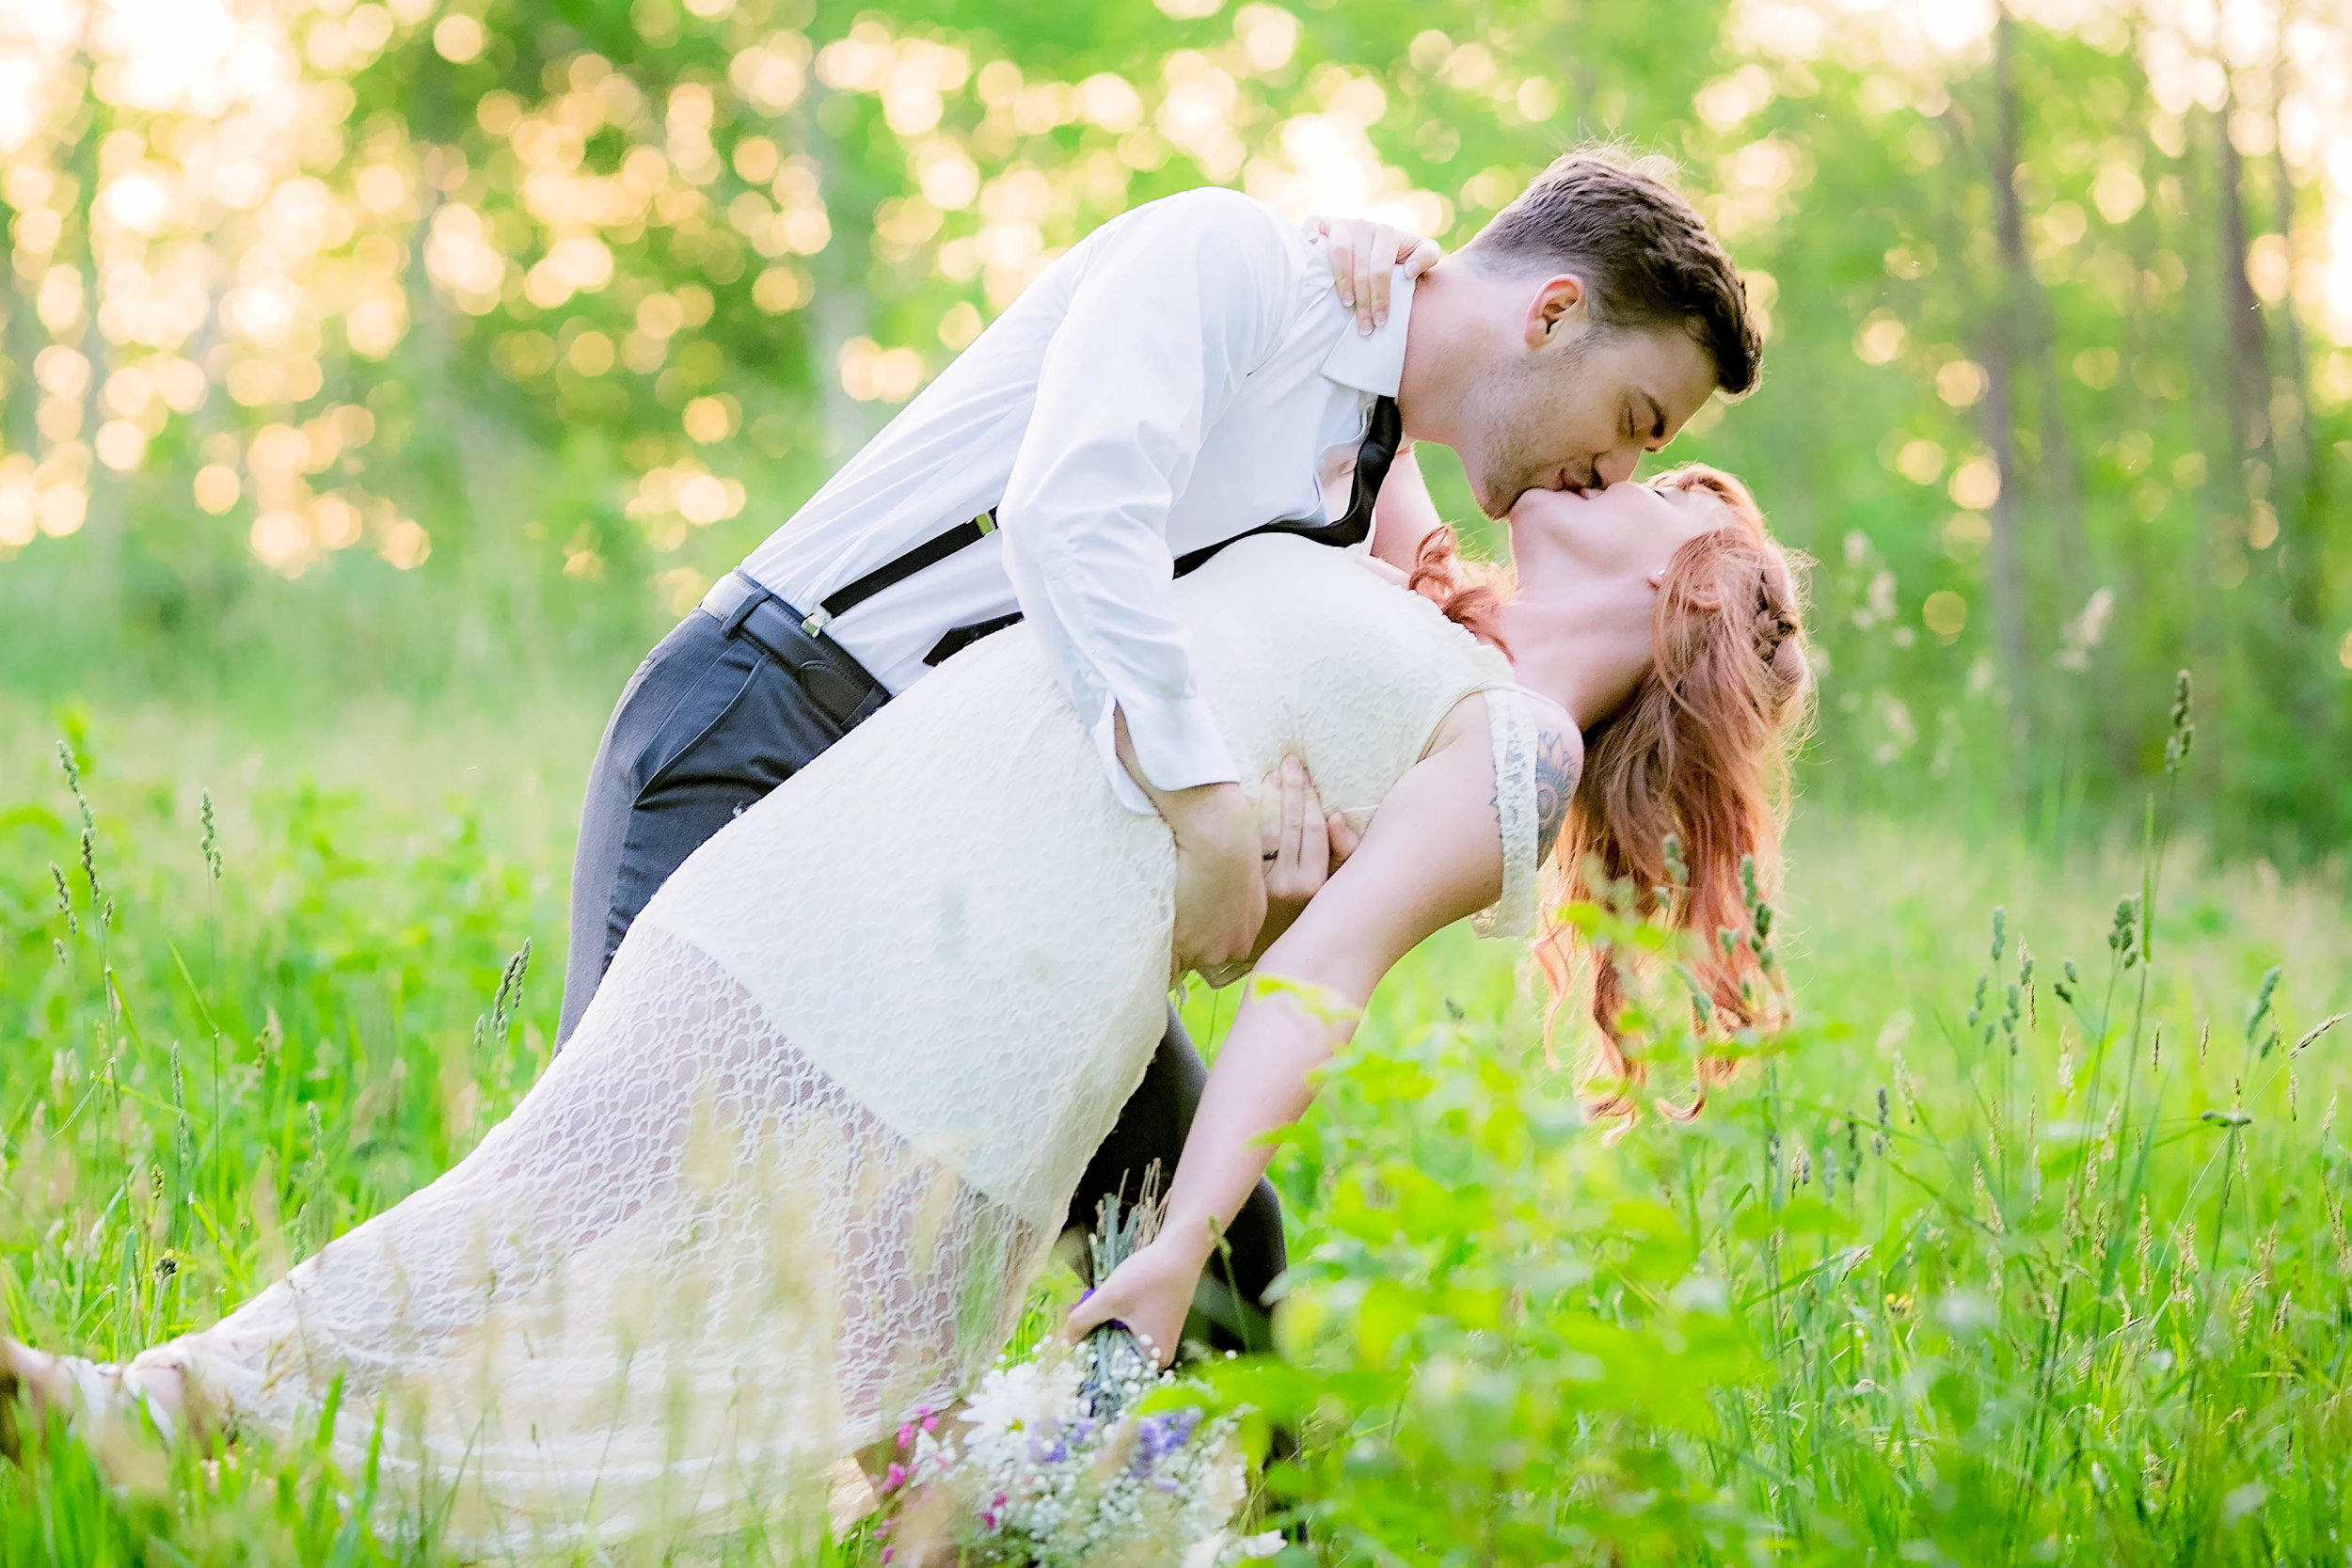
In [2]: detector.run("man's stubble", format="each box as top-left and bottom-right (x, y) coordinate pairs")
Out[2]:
(1454, 330), (1597, 521)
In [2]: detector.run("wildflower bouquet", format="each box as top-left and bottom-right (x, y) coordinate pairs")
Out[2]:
(878, 1179), (1281, 1567)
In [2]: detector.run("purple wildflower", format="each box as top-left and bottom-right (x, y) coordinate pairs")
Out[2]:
(1128, 1407), (1204, 1477)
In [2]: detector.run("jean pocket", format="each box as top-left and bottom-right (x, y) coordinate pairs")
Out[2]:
(628, 651), (764, 800)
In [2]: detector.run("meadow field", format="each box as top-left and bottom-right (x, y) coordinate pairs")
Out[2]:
(3, 677), (2347, 1564)
(6, 0), (2352, 1558)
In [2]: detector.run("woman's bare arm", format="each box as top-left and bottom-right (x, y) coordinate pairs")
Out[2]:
(1069, 696), (1583, 1361)
(1370, 447), (1446, 574)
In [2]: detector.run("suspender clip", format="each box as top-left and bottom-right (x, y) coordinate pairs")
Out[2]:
(974, 512), (996, 536)
(801, 607), (833, 637)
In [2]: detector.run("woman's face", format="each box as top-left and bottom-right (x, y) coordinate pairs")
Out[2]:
(1509, 477), (1733, 579)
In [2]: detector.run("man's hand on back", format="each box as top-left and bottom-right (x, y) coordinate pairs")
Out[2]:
(1157, 779), (1266, 975)
(1115, 710), (1266, 975)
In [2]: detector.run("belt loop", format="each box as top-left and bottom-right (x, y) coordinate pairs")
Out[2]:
(721, 573), (767, 637)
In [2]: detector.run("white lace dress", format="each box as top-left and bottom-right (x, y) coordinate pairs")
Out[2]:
(134, 535), (1541, 1551)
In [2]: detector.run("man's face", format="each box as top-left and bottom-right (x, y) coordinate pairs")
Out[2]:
(1455, 304), (1721, 519)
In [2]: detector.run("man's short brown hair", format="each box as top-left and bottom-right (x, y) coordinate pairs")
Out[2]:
(1466, 147), (1762, 398)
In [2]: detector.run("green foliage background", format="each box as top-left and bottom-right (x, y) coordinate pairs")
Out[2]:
(0, 0), (2346, 853)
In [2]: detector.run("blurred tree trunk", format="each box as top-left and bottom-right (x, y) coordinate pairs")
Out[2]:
(2267, 59), (2326, 629)
(2212, 91), (2276, 503)
(2176, 118), (2230, 683)
(1979, 10), (2032, 740)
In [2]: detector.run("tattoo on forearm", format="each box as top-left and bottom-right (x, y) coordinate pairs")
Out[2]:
(1533, 724), (1581, 860)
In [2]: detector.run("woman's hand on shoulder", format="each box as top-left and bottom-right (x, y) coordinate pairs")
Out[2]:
(1302, 214), (1440, 335)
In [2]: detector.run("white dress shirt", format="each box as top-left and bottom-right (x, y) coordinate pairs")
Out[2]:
(736, 186), (1412, 812)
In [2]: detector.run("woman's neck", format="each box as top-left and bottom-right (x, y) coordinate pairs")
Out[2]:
(1492, 568), (1657, 732)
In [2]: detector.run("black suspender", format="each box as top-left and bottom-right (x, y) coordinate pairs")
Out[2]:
(801, 393), (1404, 667)
(793, 510), (1001, 640)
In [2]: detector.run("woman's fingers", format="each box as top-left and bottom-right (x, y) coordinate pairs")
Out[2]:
(1305, 214), (1440, 332)
(1328, 230), (1358, 312)
(1258, 767), (1283, 862)
(1355, 227), (1393, 332)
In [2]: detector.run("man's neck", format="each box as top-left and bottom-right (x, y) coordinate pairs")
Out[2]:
(1395, 260), (1497, 448)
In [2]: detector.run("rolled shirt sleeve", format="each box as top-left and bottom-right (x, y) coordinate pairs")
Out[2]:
(998, 188), (1296, 813)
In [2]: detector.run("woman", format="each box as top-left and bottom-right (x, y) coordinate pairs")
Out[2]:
(5, 467), (1808, 1550)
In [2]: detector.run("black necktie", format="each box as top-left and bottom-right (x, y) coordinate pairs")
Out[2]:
(1169, 393), (1403, 577)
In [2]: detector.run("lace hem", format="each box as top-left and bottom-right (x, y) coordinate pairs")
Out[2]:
(1470, 686), (1539, 942)
(150, 926), (1044, 1553)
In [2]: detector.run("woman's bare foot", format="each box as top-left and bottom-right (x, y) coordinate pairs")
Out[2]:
(1, 1338), (188, 1488)
(1, 1338), (77, 1460)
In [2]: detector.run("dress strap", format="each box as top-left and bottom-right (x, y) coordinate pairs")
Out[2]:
(1470, 686), (1540, 942)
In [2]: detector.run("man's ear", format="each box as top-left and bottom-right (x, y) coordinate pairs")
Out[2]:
(1523, 274), (1588, 349)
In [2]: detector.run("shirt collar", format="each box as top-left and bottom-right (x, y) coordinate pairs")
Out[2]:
(1319, 267), (1414, 399)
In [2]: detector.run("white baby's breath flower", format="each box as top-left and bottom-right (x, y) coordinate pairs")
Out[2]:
(901, 1332), (1254, 1566)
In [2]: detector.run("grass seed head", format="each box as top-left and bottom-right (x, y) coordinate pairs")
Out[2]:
(56, 738), (92, 836)
(2164, 669), (2195, 775)
(2245, 966), (2281, 1047)
(199, 788), (222, 882)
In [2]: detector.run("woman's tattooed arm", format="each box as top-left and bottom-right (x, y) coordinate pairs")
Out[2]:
(1532, 712), (1583, 860)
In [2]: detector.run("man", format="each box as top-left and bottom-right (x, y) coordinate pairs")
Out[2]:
(559, 147), (1760, 1345)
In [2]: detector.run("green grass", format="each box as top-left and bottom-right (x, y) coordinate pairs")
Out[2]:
(2, 688), (2348, 1563)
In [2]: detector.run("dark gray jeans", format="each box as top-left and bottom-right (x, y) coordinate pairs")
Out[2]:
(560, 602), (1284, 1347)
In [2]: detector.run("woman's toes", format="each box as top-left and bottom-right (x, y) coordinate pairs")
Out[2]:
(0, 1352), (19, 1462)
(1, 1339), (69, 1459)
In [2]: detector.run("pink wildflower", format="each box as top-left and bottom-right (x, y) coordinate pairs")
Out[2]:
(883, 1462), (907, 1492)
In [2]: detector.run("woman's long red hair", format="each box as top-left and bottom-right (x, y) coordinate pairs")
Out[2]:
(1406, 465), (1812, 1121)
